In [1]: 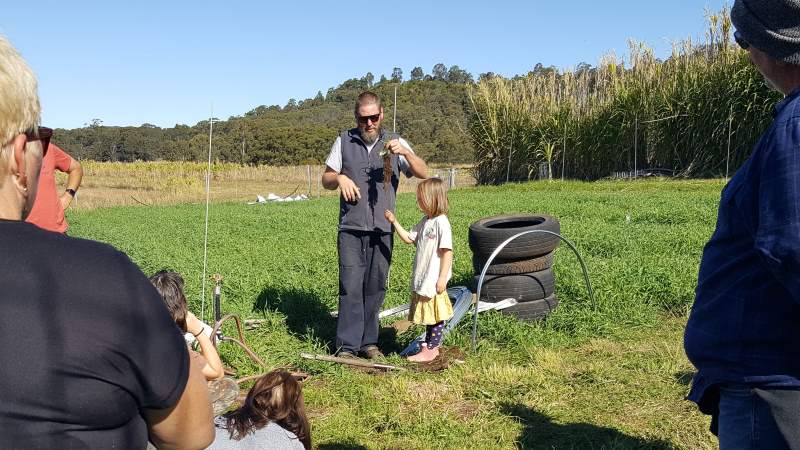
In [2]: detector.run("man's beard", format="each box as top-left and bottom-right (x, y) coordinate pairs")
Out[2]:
(360, 128), (379, 145)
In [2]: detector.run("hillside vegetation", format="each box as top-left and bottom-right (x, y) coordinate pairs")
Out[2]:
(54, 67), (476, 165)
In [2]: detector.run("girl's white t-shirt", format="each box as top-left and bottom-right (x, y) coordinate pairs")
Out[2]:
(408, 215), (453, 298)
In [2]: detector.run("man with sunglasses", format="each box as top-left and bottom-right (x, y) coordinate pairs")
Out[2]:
(322, 91), (428, 359)
(684, 1), (800, 448)
(25, 139), (83, 233)
(0, 37), (213, 448)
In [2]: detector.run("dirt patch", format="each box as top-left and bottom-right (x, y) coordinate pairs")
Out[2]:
(410, 347), (466, 372)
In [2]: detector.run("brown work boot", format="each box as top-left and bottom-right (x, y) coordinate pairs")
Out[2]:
(336, 350), (358, 359)
(359, 345), (384, 360)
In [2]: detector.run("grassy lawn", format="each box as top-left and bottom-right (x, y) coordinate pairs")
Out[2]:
(68, 179), (722, 449)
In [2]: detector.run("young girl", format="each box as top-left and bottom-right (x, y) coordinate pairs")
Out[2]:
(385, 177), (454, 362)
(149, 270), (225, 381)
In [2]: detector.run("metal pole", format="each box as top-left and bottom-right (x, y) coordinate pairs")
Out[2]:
(633, 112), (638, 180)
(726, 108), (732, 181)
(317, 166), (321, 198)
(307, 164), (311, 196)
(393, 85), (397, 133)
(213, 274), (223, 343)
(562, 122), (566, 181)
(201, 110), (214, 322)
(506, 142), (512, 183)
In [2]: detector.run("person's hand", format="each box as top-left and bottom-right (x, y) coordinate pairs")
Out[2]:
(384, 139), (407, 156)
(59, 192), (73, 210)
(384, 209), (396, 223)
(436, 279), (447, 295)
(337, 174), (361, 202)
(186, 312), (204, 336)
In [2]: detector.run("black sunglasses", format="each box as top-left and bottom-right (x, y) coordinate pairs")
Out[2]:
(734, 31), (749, 50)
(25, 126), (52, 157)
(357, 113), (381, 124)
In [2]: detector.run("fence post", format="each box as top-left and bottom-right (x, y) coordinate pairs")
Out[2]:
(562, 122), (566, 181)
(307, 165), (311, 196)
(449, 168), (456, 189)
(506, 148), (512, 184)
(726, 108), (732, 182)
(317, 165), (322, 198)
(633, 112), (638, 180)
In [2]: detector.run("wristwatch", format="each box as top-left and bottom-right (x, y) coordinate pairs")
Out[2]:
(66, 188), (77, 197)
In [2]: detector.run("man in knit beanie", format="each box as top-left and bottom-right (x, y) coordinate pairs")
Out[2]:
(684, 1), (800, 448)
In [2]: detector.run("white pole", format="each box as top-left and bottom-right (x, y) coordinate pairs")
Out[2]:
(633, 112), (638, 180)
(562, 122), (566, 181)
(393, 85), (397, 133)
(307, 164), (311, 196)
(201, 109), (213, 322)
(726, 108), (732, 181)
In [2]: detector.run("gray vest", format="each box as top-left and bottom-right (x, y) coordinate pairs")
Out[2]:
(339, 128), (401, 233)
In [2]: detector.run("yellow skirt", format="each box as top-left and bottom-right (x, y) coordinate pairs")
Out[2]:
(409, 291), (454, 325)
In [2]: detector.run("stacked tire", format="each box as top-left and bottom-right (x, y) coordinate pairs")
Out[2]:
(469, 214), (560, 321)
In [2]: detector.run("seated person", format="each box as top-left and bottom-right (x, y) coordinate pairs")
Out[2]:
(211, 370), (311, 449)
(150, 270), (224, 381)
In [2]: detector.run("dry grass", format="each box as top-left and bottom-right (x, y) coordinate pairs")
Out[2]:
(58, 161), (475, 210)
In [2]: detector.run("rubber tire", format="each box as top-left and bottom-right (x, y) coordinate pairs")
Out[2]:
(473, 252), (554, 276)
(500, 294), (559, 321)
(469, 214), (560, 262)
(474, 268), (555, 303)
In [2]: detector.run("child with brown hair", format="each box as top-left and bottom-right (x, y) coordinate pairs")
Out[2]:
(211, 370), (311, 449)
(385, 177), (454, 362)
(149, 270), (225, 381)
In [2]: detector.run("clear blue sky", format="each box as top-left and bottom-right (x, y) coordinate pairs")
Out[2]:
(3, 0), (728, 129)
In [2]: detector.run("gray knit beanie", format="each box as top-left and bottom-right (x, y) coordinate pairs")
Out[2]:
(732, 0), (800, 65)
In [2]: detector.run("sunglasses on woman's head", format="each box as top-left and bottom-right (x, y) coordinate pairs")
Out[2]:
(25, 126), (52, 156)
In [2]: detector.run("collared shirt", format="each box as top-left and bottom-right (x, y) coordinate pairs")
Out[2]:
(325, 135), (413, 174)
(684, 88), (800, 415)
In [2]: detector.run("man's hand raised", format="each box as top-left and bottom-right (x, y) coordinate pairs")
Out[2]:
(384, 139), (408, 156)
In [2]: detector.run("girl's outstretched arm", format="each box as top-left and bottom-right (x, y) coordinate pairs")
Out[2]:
(385, 210), (414, 244)
(186, 312), (224, 380)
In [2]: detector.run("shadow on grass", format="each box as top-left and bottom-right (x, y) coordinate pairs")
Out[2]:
(452, 272), (476, 291)
(674, 370), (695, 386)
(316, 444), (367, 450)
(500, 403), (679, 450)
(253, 285), (407, 355)
(253, 285), (338, 352)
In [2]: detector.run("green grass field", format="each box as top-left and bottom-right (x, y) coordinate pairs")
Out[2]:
(68, 179), (722, 449)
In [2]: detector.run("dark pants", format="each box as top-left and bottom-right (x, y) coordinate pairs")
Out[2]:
(717, 384), (799, 450)
(335, 230), (393, 353)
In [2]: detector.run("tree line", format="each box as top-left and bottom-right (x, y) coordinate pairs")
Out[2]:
(54, 64), (488, 165)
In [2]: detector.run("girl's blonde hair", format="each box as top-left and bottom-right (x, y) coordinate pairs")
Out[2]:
(417, 177), (449, 217)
